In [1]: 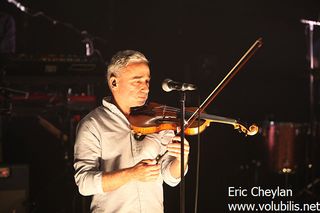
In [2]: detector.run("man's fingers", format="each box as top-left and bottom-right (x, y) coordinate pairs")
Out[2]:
(167, 142), (190, 151)
(141, 159), (157, 165)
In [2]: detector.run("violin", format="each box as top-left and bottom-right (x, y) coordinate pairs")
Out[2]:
(129, 102), (258, 136)
(129, 38), (262, 138)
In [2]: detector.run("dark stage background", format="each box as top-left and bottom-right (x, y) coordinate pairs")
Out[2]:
(1, 0), (320, 212)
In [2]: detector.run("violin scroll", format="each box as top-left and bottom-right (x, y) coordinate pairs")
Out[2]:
(234, 123), (259, 136)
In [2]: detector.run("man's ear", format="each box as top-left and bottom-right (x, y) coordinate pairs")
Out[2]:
(109, 76), (118, 89)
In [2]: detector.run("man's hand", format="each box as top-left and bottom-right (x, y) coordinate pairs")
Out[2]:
(166, 136), (190, 178)
(102, 159), (160, 192)
(130, 159), (160, 182)
(166, 136), (190, 162)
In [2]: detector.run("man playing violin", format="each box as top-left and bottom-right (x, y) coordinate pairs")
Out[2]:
(74, 50), (190, 213)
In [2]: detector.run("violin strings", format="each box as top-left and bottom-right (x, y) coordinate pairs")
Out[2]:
(138, 105), (201, 121)
(151, 106), (199, 120)
(154, 105), (180, 113)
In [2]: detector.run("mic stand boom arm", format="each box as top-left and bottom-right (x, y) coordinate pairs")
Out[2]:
(6, 0), (108, 58)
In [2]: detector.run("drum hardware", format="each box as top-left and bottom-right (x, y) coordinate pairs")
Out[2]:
(262, 121), (309, 175)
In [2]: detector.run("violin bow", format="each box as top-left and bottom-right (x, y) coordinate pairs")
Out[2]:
(156, 38), (262, 164)
(185, 38), (263, 130)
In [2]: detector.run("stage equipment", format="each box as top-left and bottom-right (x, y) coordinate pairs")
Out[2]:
(262, 122), (309, 174)
(0, 164), (29, 213)
(300, 18), (320, 189)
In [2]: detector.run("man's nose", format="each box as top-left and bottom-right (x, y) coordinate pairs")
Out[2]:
(141, 83), (149, 93)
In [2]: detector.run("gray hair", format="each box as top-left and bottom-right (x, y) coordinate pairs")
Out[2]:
(106, 50), (149, 83)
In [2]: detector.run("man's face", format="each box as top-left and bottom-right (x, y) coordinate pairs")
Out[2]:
(113, 62), (150, 111)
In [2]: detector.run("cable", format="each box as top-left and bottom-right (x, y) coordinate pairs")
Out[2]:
(194, 96), (201, 213)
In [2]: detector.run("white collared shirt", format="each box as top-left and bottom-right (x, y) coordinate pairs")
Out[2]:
(74, 97), (182, 213)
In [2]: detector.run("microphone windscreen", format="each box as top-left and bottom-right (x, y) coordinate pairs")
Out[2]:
(162, 79), (172, 92)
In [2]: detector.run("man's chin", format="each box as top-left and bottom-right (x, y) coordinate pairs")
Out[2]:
(135, 99), (147, 107)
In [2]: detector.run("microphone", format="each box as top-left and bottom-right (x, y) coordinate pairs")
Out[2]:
(7, 0), (28, 12)
(162, 78), (197, 92)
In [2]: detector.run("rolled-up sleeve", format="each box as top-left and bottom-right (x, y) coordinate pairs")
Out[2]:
(152, 130), (188, 187)
(74, 120), (104, 196)
(162, 158), (188, 187)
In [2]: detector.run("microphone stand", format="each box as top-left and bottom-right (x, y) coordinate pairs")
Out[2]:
(179, 91), (186, 213)
(6, 0), (107, 59)
(300, 19), (320, 193)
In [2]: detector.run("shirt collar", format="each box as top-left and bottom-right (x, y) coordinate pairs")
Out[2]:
(102, 97), (120, 113)
(102, 97), (129, 121)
